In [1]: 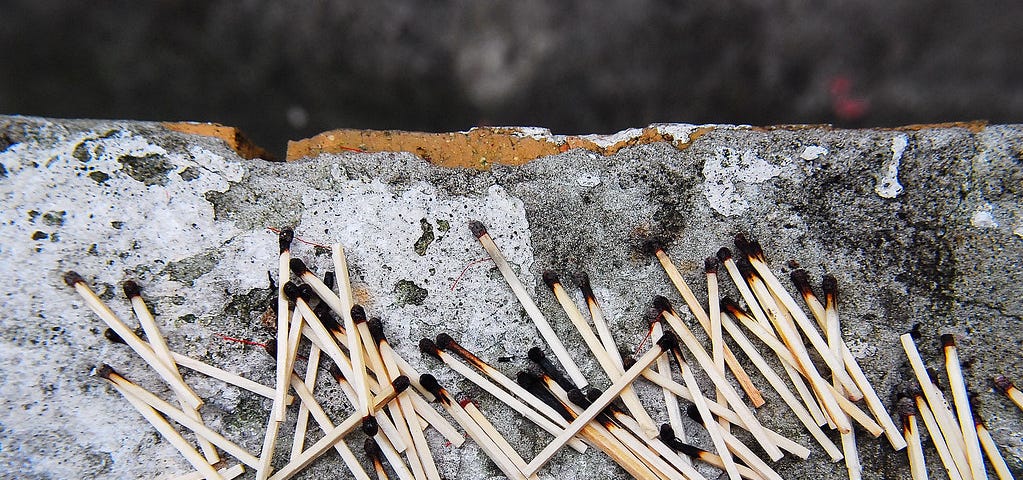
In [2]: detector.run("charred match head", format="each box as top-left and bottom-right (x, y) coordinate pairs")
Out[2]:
(418, 374), (448, 404)
(527, 346), (576, 392)
(716, 247), (733, 263)
(704, 257), (719, 274)
(517, 371), (574, 421)
(328, 364), (345, 383)
(282, 281), (302, 302)
(541, 270), (560, 290)
(940, 333), (956, 349)
(278, 227), (294, 253)
(435, 333), (486, 369)
(993, 375), (1014, 393)
(363, 438), (382, 463)
(367, 318), (387, 345)
(351, 305), (367, 324)
(790, 269), (815, 297)
(322, 271), (335, 290)
(734, 233), (766, 261)
(622, 356), (636, 370)
(288, 258), (310, 276)
(822, 274), (838, 300)
(312, 302), (340, 332)
(897, 396), (916, 431)
(566, 388), (592, 410)
(262, 339), (279, 358)
(576, 272), (595, 301)
(651, 295), (674, 315)
(391, 375), (410, 394)
(93, 363), (116, 380)
(655, 332), (679, 352)
(468, 220), (488, 239)
(121, 280), (142, 299)
(658, 423), (702, 457)
(63, 270), (85, 287)
(685, 403), (704, 425)
(104, 327), (126, 344)
(720, 297), (748, 318)
(642, 239), (665, 257)
(360, 416), (379, 437)
(735, 258), (757, 281)
(435, 332), (455, 350)
(419, 338), (441, 360)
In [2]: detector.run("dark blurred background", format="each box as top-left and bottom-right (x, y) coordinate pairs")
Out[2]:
(2, 0), (1021, 155)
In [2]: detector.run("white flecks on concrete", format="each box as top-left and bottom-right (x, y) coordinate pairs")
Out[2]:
(576, 172), (601, 187)
(800, 145), (829, 160)
(875, 134), (907, 198)
(971, 203), (999, 228)
(703, 148), (790, 217)
(653, 123), (699, 144)
(578, 127), (645, 149)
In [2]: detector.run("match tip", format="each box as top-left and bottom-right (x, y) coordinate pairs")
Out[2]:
(651, 295), (672, 313)
(350, 305), (367, 324)
(328, 364), (345, 382)
(685, 403), (704, 424)
(790, 269), (813, 293)
(392, 375), (410, 393)
(360, 416), (379, 437)
(704, 257), (719, 274)
(585, 388), (602, 403)
(435, 332), (454, 350)
(104, 327), (126, 344)
(822, 274), (838, 297)
(735, 258), (756, 280)
(419, 338), (440, 359)
(516, 371), (541, 389)
(527, 346), (546, 363)
(734, 233), (752, 255)
(993, 374), (1013, 393)
(897, 396), (916, 428)
(716, 247), (732, 262)
(659, 423), (676, 441)
(622, 356), (636, 370)
(282, 281), (302, 301)
(366, 318), (386, 345)
(940, 333), (956, 348)
(288, 258), (309, 275)
(322, 271), (335, 290)
(94, 363), (115, 379)
(656, 332), (678, 351)
(720, 297), (743, 315)
(576, 272), (594, 298)
(566, 388), (588, 407)
(541, 270), (560, 289)
(363, 438), (381, 460)
(63, 270), (85, 287)
(419, 374), (442, 395)
(468, 220), (488, 238)
(641, 239), (665, 256)
(121, 280), (141, 298)
(262, 339), (278, 358)
(643, 306), (664, 326)
(278, 227), (294, 253)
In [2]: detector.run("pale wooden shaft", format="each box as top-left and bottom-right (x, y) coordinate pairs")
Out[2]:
(675, 351), (741, 480)
(169, 464), (245, 480)
(290, 344), (319, 460)
(171, 352), (281, 401)
(273, 250), (291, 422)
(652, 321), (687, 454)
(977, 423), (1014, 480)
(841, 426), (862, 480)
(944, 344), (987, 480)
(905, 416), (928, 480)
(435, 394), (529, 480)
(463, 402), (530, 473)
(612, 414), (709, 480)
(289, 376), (373, 480)
(915, 395), (965, 480)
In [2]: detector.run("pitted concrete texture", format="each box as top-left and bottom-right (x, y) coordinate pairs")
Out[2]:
(1, 115), (1021, 479)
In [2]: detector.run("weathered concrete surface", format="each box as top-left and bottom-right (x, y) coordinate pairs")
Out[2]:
(1, 115), (1021, 479)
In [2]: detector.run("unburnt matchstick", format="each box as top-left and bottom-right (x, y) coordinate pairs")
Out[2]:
(941, 334), (987, 479)
(899, 397), (927, 480)
(993, 374), (1023, 413)
(469, 220), (588, 388)
(543, 270), (659, 438)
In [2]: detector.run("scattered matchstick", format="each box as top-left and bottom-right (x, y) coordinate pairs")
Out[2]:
(650, 319), (687, 454)
(705, 258), (728, 433)
(975, 413), (1014, 480)
(171, 464), (245, 480)
(461, 399), (532, 475)
(290, 343), (320, 461)
(941, 334), (987, 479)
(288, 375), (374, 480)
(64, 271), (203, 409)
(469, 220), (588, 388)
(273, 227), (294, 423)
(993, 375), (1023, 413)
(659, 425), (763, 480)
(839, 416), (862, 480)
(527, 347), (576, 393)
(683, 404), (787, 480)
(821, 275), (846, 397)
(364, 438), (391, 480)
(913, 390), (964, 480)
(361, 418), (415, 480)
(900, 397), (927, 480)
(577, 273), (621, 370)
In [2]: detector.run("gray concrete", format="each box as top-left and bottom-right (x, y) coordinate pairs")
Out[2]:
(1, 115), (1021, 479)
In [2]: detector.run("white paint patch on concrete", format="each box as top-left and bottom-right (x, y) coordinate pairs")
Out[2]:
(875, 134), (908, 198)
(800, 145), (828, 160)
(971, 203), (999, 228)
(703, 148), (789, 217)
(653, 123), (699, 144)
(579, 127), (645, 149)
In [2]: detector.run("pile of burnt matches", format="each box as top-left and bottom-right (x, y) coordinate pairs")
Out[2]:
(64, 221), (1021, 480)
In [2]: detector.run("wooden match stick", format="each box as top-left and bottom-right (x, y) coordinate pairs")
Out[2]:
(544, 270), (658, 438)
(361, 417), (416, 480)
(267, 376), (408, 480)
(913, 391), (965, 480)
(469, 220), (587, 388)
(290, 259), (371, 416)
(420, 338), (588, 453)
(290, 343), (319, 461)
(975, 415), (1014, 480)
(840, 417), (862, 480)
(273, 227), (294, 423)
(364, 438), (391, 480)
(942, 334), (988, 479)
(122, 280), (220, 464)
(522, 333), (675, 476)
(577, 273), (622, 370)
(993, 375), (1023, 413)
(655, 298), (784, 461)
(734, 235), (863, 401)
(288, 375), (374, 480)
(461, 399), (532, 475)
(659, 426), (764, 480)
(171, 464), (245, 480)
(96, 366), (223, 480)
(419, 374), (530, 480)
(170, 351), (283, 402)
(821, 275), (846, 397)
(900, 397), (928, 480)
(704, 258), (729, 434)
(64, 272), (202, 409)
(647, 243), (765, 406)
(720, 309), (842, 461)
(650, 320), (687, 454)
(683, 404), (786, 480)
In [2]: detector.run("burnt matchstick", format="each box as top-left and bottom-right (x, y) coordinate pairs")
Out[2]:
(523, 333), (679, 476)
(648, 243), (766, 407)
(97, 365), (260, 471)
(285, 374), (375, 480)
(268, 376), (408, 480)
(121, 280), (220, 464)
(577, 273), (622, 370)
(527, 347), (576, 392)
(821, 275), (846, 395)
(912, 389), (965, 480)
(419, 374), (529, 480)
(364, 438), (390, 480)
(650, 318), (687, 454)
(290, 258), (371, 417)
(658, 425), (763, 480)
(704, 257), (728, 434)
(899, 397), (928, 480)
(271, 227), (294, 424)
(461, 398), (533, 474)
(941, 334), (987, 479)
(974, 412), (1013, 480)
(683, 404), (787, 480)
(64, 271), (203, 409)
(359, 415), (414, 480)
(543, 270), (658, 438)
(653, 297), (784, 461)
(469, 220), (588, 389)
(420, 338), (587, 453)
(735, 235), (864, 402)
(993, 375), (1023, 413)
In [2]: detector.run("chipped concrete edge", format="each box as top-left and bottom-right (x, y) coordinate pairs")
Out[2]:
(162, 121), (274, 161)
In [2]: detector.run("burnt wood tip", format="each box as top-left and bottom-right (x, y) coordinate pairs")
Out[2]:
(278, 227), (294, 253)
(716, 247), (733, 262)
(642, 239), (665, 256)
(468, 220), (488, 238)
(322, 271), (335, 290)
(720, 297), (745, 316)
(63, 271), (85, 287)
(576, 272), (595, 300)
(527, 346), (547, 363)
(790, 269), (813, 295)
(822, 274), (838, 298)
(652, 295), (673, 314)
(419, 338), (441, 359)
(542, 270), (560, 289)
(704, 257), (719, 274)
(656, 332), (678, 351)
(282, 281), (303, 301)
(94, 363), (116, 380)
(993, 375), (1013, 393)
(363, 438), (381, 460)
(289, 258), (310, 276)
(566, 388), (590, 408)
(121, 280), (142, 299)
(367, 318), (386, 344)
(941, 333), (956, 348)
(897, 396), (916, 430)
(392, 375), (410, 394)
(104, 327), (126, 344)
(350, 305), (367, 324)
(360, 416), (379, 437)
(435, 332), (455, 350)
(418, 374), (444, 400)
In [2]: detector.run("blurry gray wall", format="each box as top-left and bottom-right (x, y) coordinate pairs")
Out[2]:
(1, 0), (1021, 154)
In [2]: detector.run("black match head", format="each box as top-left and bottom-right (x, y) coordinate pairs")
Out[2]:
(350, 305), (367, 324)
(419, 338), (441, 359)
(262, 339), (278, 358)
(367, 318), (386, 344)
(735, 258), (756, 280)
(94, 363), (115, 380)
(685, 403), (704, 424)
(312, 303), (340, 332)
(716, 247), (733, 262)
(576, 272), (595, 299)
(298, 284), (315, 301)
(289, 258), (310, 276)
(121, 280), (142, 299)
(641, 239), (664, 256)
(655, 332), (678, 351)
(790, 269), (813, 295)
(993, 375), (1013, 393)
(435, 333), (455, 350)
(322, 271), (336, 290)
(278, 227), (294, 253)
(643, 306), (664, 326)
(897, 396), (916, 429)
(63, 271), (85, 287)
(516, 371), (544, 391)
(282, 281), (302, 301)
(941, 333), (956, 348)
(360, 416), (379, 436)
(822, 274), (838, 297)
(328, 364), (345, 382)
(652, 295), (673, 314)
(104, 327), (126, 344)
(622, 356), (636, 370)
(392, 375), (410, 394)
(704, 257), (719, 274)
(419, 374), (443, 397)
(527, 346), (547, 363)
(468, 220), (488, 238)
(542, 270), (560, 289)
(585, 388), (602, 403)
(659, 423), (676, 441)
(566, 388), (590, 408)
(363, 438), (381, 460)
(734, 233), (753, 256)
(720, 297), (744, 317)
